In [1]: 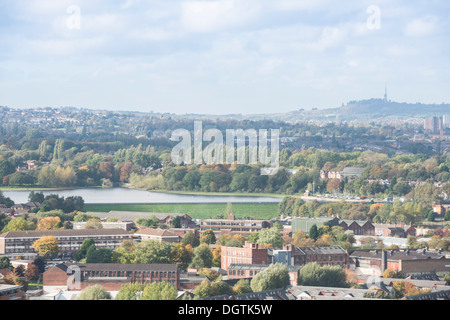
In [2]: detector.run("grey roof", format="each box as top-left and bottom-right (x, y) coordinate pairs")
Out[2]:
(65, 263), (178, 272)
(407, 289), (450, 300)
(341, 167), (364, 176)
(0, 228), (132, 238)
(295, 246), (347, 256)
(288, 285), (382, 300)
(348, 249), (448, 261)
(204, 288), (294, 300)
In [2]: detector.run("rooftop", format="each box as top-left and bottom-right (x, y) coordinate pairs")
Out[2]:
(0, 228), (132, 238)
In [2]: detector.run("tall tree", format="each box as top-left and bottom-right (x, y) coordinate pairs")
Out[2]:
(32, 236), (60, 258)
(250, 263), (290, 292)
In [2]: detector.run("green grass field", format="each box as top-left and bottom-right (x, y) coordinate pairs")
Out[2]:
(83, 202), (279, 220)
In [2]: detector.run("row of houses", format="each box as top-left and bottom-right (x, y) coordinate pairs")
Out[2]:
(291, 216), (417, 238)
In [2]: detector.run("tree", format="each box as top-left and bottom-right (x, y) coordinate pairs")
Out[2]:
(37, 216), (62, 230)
(77, 284), (111, 300)
(298, 262), (348, 288)
(132, 240), (173, 264)
(257, 227), (284, 248)
(112, 240), (136, 264)
(2, 217), (33, 232)
(28, 191), (45, 203)
(54, 166), (77, 186)
(445, 210), (450, 222)
(427, 210), (436, 222)
(250, 263), (290, 292)
(181, 231), (200, 248)
(200, 229), (216, 245)
(0, 159), (15, 181)
(141, 281), (178, 300)
(74, 238), (96, 261)
(189, 244), (213, 269)
(212, 246), (221, 268)
(32, 236), (60, 258)
(86, 248), (113, 263)
(309, 224), (319, 241)
(99, 161), (115, 180)
(115, 282), (145, 300)
(326, 178), (341, 193)
(52, 139), (65, 161)
(194, 278), (233, 298)
(392, 281), (429, 298)
(84, 219), (103, 230)
(25, 264), (40, 281)
(0, 256), (11, 269)
(233, 279), (252, 295)
(119, 161), (134, 182)
(170, 243), (194, 270)
(33, 256), (46, 274)
(14, 265), (25, 277)
(217, 233), (245, 247)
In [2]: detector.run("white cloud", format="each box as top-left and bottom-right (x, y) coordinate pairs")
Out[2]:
(404, 16), (438, 37)
(180, 0), (261, 33)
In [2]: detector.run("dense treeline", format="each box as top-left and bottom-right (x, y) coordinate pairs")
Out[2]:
(277, 196), (431, 224)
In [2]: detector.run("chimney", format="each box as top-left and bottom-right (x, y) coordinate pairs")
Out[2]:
(381, 250), (388, 273)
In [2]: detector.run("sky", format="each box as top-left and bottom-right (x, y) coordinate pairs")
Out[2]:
(0, 0), (449, 115)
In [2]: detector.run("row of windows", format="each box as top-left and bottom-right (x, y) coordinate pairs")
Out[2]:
(84, 271), (177, 278)
(229, 269), (260, 276)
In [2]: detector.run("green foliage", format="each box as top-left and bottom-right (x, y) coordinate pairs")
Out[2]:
(0, 256), (11, 269)
(257, 227), (284, 248)
(86, 248), (113, 263)
(141, 281), (178, 300)
(74, 238), (96, 261)
(194, 279), (234, 298)
(250, 263), (290, 292)
(115, 282), (146, 300)
(77, 284), (112, 300)
(200, 229), (217, 245)
(181, 231), (200, 248)
(2, 217), (34, 232)
(189, 244), (213, 269)
(298, 262), (348, 288)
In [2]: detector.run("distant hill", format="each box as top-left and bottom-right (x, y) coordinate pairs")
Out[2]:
(229, 98), (450, 122)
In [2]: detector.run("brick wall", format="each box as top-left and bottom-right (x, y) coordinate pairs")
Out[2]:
(43, 267), (69, 287)
(400, 259), (450, 274)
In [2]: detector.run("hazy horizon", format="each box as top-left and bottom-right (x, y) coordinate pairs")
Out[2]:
(1, 1), (449, 114)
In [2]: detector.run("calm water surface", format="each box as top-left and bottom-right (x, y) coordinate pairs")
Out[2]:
(4, 188), (282, 204)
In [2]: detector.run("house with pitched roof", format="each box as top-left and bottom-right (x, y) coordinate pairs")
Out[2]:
(134, 227), (180, 243)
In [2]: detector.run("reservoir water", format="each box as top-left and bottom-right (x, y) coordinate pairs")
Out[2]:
(3, 188), (282, 204)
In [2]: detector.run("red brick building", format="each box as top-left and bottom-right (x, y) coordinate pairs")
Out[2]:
(201, 214), (272, 238)
(43, 263), (180, 292)
(348, 248), (450, 276)
(221, 242), (268, 271)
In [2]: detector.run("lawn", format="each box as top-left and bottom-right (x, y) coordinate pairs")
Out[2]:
(83, 202), (280, 220)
